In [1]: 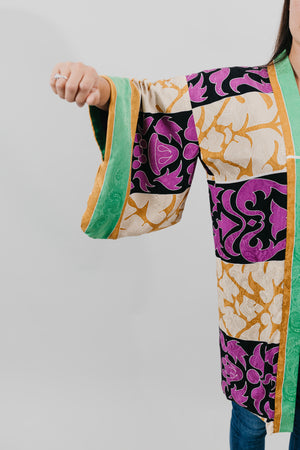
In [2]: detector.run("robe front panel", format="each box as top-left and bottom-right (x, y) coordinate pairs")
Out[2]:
(186, 55), (299, 434)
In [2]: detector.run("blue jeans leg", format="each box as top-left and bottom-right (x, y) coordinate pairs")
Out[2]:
(230, 401), (266, 450)
(229, 356), (300, 450)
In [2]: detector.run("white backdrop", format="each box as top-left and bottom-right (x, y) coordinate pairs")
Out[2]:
(0, 1), (290, 449)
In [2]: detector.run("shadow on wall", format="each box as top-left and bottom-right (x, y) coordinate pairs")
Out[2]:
(0, 7), (82, 246)
(0, 6), (150, 303)
(0, 7), (113, 255)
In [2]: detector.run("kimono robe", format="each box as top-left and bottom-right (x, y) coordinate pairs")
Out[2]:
(81, 48), (300, 435)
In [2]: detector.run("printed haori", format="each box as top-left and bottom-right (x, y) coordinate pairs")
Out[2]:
(81, 49), (300, 435)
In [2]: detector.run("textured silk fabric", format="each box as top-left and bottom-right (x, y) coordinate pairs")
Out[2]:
(81, 50), (300, 435)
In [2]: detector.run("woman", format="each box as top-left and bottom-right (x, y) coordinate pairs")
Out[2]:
(50, 0), (300, 448)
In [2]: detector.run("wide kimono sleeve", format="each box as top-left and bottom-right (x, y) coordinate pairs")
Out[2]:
(81, 74), (200, 239)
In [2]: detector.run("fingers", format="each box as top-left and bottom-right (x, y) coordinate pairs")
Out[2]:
(63, 64), (84, 104)
(49, 62), (71, 95)
(50, 61), (83, 102)
(50, 61), (100, 108)
(73, 72), (95, 107)
(86, 87), (101, 106)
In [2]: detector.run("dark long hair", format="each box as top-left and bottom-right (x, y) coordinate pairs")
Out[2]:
(267, 0), (292, 66)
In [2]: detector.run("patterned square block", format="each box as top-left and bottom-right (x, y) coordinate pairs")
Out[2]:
(192, 92), (286, 182)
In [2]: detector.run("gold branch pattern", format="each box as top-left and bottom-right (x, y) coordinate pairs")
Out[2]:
(131, 76), (191, 114)
(118, 191), (189, 237)
(216, 259), (284, 344)
(193, 92), (286, 182)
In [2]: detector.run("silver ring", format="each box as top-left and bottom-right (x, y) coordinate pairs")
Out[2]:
(54, 73), (68, 80)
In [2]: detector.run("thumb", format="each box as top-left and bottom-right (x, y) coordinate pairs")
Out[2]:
(86, 87), (100, 106)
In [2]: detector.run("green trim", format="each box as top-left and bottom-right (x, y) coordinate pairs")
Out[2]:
(274, 50), (300, 431)
(85, 76), (133, 239)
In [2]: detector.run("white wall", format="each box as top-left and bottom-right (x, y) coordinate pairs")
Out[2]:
(0, 1), (289, 449)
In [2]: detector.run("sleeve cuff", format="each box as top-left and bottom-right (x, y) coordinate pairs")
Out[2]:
(81, 76), (141, 239)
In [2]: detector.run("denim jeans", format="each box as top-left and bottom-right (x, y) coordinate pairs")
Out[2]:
(229, 359), (300, 449)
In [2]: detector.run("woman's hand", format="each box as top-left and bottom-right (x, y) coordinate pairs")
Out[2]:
(49, 61), (111, 111)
